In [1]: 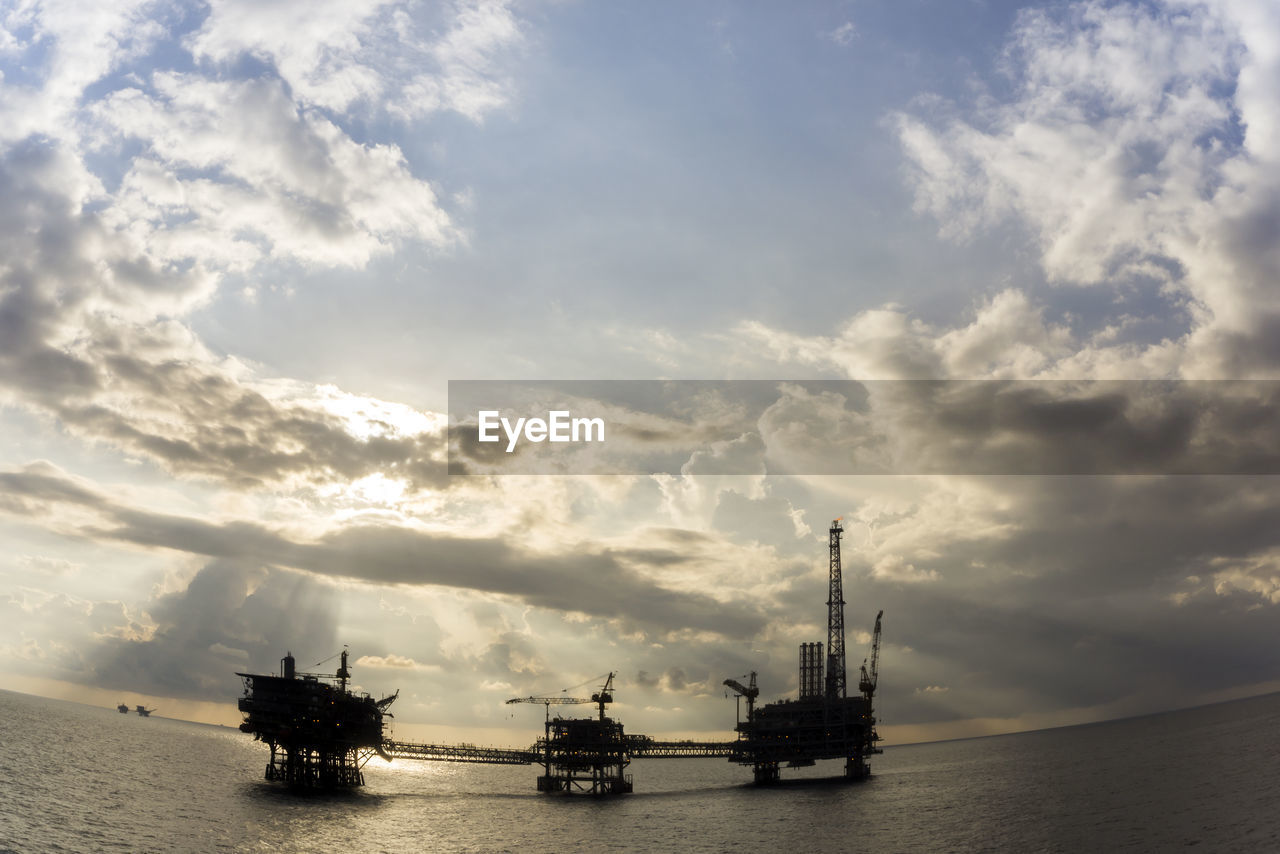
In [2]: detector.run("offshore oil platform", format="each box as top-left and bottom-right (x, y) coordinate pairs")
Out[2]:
(237, 649), (398, 786)
(117, 703), (156, 716)
(235, 518), (881, 793)
(506, 673), (634, 794)
(723, 518), (882, 784)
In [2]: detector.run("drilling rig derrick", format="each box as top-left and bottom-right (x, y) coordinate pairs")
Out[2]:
(826, 518), (847, 700)
(723, 518), (884, 785)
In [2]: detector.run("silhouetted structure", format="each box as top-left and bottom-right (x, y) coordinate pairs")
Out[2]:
(724, 519), (883, 784)
(826, 519), (848, 701)
(236, 521), (885, 793)
(237, 649), (397, 788)
(508, 673), (633, 794)
(799, 642), (824, 700)
(859, 610), (884, 700)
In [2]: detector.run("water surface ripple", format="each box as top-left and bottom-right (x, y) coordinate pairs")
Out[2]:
(2, 689), (1277, 852)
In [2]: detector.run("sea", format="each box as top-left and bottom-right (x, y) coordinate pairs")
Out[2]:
(1, 688), (1278, 853)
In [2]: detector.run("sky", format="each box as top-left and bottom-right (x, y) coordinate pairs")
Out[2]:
(2, 0), (1280, 749)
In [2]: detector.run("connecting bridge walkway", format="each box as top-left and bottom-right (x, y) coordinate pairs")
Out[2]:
(382, 739), (539, 765)
(380, 737), (738, 765)
(625, 737), (738, 759)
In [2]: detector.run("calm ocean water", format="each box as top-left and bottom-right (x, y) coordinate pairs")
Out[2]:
(2, 688), (1278, 853)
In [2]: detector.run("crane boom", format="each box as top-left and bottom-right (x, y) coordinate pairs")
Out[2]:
(506, 696), (592, 705)
(858, 610), (884, 699)
(507, 694), (592, 724)
(508, 672), (616, 722)
(723, 672), (759, 723)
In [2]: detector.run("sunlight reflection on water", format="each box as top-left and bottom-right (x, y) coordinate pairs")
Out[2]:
(3, 690), (1279, 852)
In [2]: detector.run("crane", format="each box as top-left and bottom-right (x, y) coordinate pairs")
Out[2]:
(506, 694), (592, 723)
(858, 610), (884, 700)
(723, 672), (759, 723)
(590, 672), (615, 720)
(507, 672), (617, 722)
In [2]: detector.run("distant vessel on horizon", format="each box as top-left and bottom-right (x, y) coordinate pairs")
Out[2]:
(135, 705), (155, 717)
(117, 703), (129, 713)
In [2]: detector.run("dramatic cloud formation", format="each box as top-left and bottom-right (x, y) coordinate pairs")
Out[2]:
(89, 559), (339, 700)
(0, 461), (767, 636)
(3, 0), (1280, 747)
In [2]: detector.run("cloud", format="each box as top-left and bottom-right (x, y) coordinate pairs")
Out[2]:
(894, 1), (1239, 269)
(840, 470), (1280, 724)
(94, 73), (457, 270)
(0, 461), (110, 515)
(871, 554), (939, 584)
(825, 22), (855, 47)
(0, 133), (453, 495)
(451, 379), (1280, 476)
(356, 653), (422, 668)
(726, 1), (1280, 389)
(756, 383), (888, 474)
(0, 321), (452, 493)
(475, 630), (544, 680)
(187, 0), (394, 113)
(88, 559), (340, 700)
(188, 0), (524, 121)
(17, 555), (83, 576)
(6, 0), (1280, 743)
(0, 0), (167, 142)
(0, 0), (529, 507)
(884, 0), (1280, 380)
(1, 585), (154, 683)
(0, 462), (767, 639)
(399, 0), (524, 121)
(0, 140), (202, 403)
(739, 289), (1083, 381)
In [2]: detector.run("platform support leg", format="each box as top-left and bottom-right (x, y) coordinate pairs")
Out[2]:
(753, 762), (780, 785)
(845, 755), (869, 779)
